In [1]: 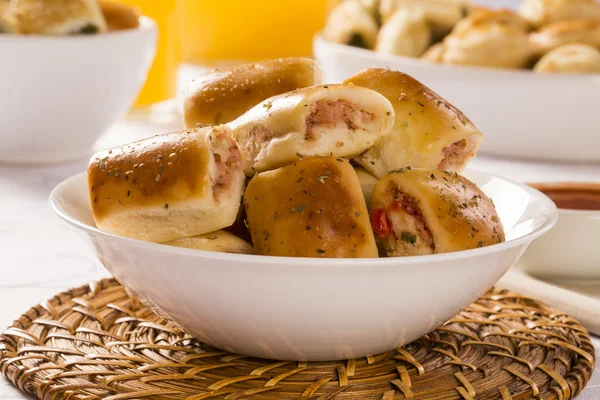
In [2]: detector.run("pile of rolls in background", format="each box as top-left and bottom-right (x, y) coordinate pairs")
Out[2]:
(324, 0), (600, 74)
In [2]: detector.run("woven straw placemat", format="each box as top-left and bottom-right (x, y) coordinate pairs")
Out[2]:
(0, 278), (595, 400)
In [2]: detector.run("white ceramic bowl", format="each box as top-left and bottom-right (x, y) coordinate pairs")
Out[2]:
(314, 35), (600, 162)
(50, 170), (557, 361)
(519, 184), (600, 281)
(0, 18), (156, 164)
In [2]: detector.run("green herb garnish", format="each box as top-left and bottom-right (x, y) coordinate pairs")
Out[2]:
(400, 232), (417, 246)
(291, 204), (307, 213)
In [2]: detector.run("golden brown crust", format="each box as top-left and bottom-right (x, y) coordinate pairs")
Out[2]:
(530, 20), (600, 54)
(243, 157), (378, 258)
(344, 69), (482, 177)
(534, 43), (600, 73)
(440, 9), (534, 68)
(379, 0), (467, 32)
(519, 0), (600, 28)
(453, 8), (530, 33)
(0, 1), (18, 33)
(98, 0), (140, 31)
(183, 58), (321, 128)
(89, 130), (211, 221)
(11, 0), (107, 34)
(88, 126), (245, 243)
(371, 169), (505, 256)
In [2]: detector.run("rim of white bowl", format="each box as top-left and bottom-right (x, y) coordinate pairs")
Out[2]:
(0, 16), (156, 41)
(313, 33), (600, 79)
(49, 170), (558, 266)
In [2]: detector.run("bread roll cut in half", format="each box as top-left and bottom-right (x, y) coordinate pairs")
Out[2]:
(530, 20), (600, 55)
(244, 157), (378, 258)
(323, 0), (379, 49)
(11, 0), (108, 34)
(376, 9), (432, 57)
(370, 168), (505, 257)
(183, 58), (321, 127)
(88, 127), (245, 243)
(229, 84), (395, 176)
(345, 69), (482, 178)
(165, 230), (254, 255)
(534, 43), (600, 74)
(519, 0), (600, 28)
(98, 0), (140, 31)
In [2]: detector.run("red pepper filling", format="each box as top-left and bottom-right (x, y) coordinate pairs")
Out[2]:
(371, 208), (393, 238)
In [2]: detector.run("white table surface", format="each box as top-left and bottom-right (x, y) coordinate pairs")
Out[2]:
(0, 120), (599, 398)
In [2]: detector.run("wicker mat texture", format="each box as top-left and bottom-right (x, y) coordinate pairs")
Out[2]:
(0, 278), (595, 400)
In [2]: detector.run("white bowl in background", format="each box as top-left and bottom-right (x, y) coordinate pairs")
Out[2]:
(519, 183), (600, 281)
(0, 18), (156, 164)
(50, 170), (557, 361)
(314, 35), (600, 162)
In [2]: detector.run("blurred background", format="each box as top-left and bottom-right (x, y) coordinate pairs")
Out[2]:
(134, 0), (521, 111)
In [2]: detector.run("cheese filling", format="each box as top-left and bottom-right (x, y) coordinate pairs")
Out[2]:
(372, 191), (434, 256)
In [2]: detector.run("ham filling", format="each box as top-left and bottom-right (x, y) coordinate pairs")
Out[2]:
(438, 139), (475, 172)
(372, 192), (434, 256)
(212, 136), (242, 201)
(305, 100), (375, 140)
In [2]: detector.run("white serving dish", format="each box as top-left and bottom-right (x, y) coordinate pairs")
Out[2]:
(519, 184), (600, 281)
(0, 18), (156, 164)
(313, 35), (600, 162)
(50, 170), (557, 361)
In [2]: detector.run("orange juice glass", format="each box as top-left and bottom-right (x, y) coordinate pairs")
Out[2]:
(179, 0), (331, 63)
(119, 0), (179, 106)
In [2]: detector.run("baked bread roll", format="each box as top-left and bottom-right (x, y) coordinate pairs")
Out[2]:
(359, 0), (381, 19)
(344, 69), (482, 178)
(441, 9), (533, 68)
(165, 231), (254, 255)
(183, 58), (321, 127)
(519, 0), (600, 29)
(534, 43), (600, 74)
(379, 0), (467, 38)
(88, 126), (245, 243)
(323, 0), (378, 49)
(376, 9), (432, 57)
(11, 0), (108, 34)
(530, 20), (600, 55)
(244, 157), (378, 258)
(0, 1), (18, 33)
(370, 168), (505, 257)
(465, 8), (530, 31)
(355, 167), (379, 206)
(99, 0), (140, 31)
(421, 43), (446, 62)
(228, 84), (395, 176)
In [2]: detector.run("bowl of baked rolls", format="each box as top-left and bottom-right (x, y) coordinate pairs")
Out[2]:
(0, 0), (156, 163)
(51, 58), (557, 361)
(316, 0), (600, 162)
